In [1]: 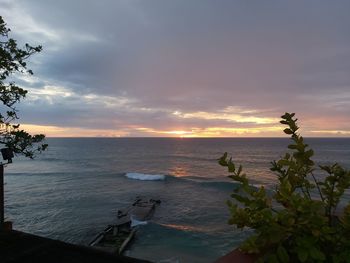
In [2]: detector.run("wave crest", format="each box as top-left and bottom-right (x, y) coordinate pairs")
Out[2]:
(125, 172), (165, 181)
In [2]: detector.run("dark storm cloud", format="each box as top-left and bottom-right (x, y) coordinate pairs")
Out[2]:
(1, 0), (350, 135)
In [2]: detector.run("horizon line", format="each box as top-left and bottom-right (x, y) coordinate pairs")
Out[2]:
(43, 136), (350, 139)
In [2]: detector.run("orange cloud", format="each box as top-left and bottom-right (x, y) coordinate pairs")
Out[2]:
(20, 124), (129, 137)
(136, 126), (282, 137)
(172, 108), (279, 124)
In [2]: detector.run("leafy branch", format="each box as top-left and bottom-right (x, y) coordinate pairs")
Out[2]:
(0, 16), (47, 158)
(219, 113), (350, 262)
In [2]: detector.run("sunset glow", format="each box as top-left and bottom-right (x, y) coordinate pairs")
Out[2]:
(174, 111), (279, 124)
(1, 1), (349, 137)
(20, 124), (128, 137)
(20, 122), (350, 138)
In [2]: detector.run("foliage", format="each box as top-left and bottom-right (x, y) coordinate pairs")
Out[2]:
(0, 16), (47, 158)
(219, 113), (350, 262)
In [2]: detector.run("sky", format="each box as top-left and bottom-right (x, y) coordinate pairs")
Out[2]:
(0, 0), (350, 137)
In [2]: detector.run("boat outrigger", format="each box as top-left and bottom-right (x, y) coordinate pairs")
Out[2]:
(89, 197), (160, 255)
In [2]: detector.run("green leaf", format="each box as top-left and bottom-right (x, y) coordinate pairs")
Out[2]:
(283, 128), (294, 135)
(309, 247), (325, 260)
(287, 145), (297, 150)
(228, 160), (235, 172)
(297, 249), (308, 262)
(277, 245), (289, 262)
(218, 153), (227, 166)
(305, 149), (314, 158)
(230, 193), (251, 205)
(237, 165), (242, 175)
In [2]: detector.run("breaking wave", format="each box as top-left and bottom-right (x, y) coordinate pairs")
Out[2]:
(125, 172), (166, 181)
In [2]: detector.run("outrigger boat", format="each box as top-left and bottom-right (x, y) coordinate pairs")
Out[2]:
(89, 197), (160, 255)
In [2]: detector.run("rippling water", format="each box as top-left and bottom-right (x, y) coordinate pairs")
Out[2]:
(4, 138), (350, 262)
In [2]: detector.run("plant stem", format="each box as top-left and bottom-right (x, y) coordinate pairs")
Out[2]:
(311, 172), (324, 202)
(328, 174), (337, 226)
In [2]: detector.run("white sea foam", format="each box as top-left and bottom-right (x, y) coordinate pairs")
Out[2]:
(125, 172), (165, 181)
(130, 216), (148, 227)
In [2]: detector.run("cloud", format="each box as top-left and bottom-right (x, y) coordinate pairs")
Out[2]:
(1, 0), (350, 136)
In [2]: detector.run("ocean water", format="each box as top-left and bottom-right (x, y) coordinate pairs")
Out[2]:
(4, 138), (350, 262)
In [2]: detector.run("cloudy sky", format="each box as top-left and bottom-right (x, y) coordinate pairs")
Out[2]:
(1, 0), (349, 137)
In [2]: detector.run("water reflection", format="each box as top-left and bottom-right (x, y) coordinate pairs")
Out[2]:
(169, 165), (189, 177)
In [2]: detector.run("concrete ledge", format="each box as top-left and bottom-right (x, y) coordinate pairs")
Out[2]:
(0, 229), (151, 263)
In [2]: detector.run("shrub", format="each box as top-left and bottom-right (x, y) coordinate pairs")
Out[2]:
(219, 113), (350, 262)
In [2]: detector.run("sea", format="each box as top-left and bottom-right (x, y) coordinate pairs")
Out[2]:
(4, 138), (350, 262)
